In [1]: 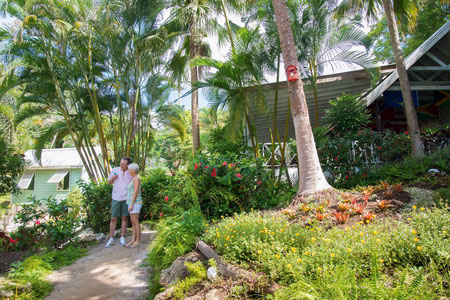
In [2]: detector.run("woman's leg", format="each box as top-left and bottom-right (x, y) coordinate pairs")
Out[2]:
(125, 215), (136, 247)
(129, 213), (140, 246)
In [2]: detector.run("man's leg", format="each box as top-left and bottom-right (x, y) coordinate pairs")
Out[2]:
(109, 217), (118, 238)
(121, 215), (127, 237)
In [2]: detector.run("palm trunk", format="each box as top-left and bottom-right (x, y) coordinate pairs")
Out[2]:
(272, 0), (331, 195)
(381, 0), (423, 157)
(190, 33), (201, 152)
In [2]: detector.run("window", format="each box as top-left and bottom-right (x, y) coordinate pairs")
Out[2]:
(47, 170), (70, 191)
(58, 171), (70, 191)
(17, 172), (35, 190)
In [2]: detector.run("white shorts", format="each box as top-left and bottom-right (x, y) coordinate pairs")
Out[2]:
(129, 203), (142, 214)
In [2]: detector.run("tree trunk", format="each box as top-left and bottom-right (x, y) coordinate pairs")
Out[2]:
(190, 33), (201, 152)
(272, 0), (331, 195)
(381, 0), (423, 157)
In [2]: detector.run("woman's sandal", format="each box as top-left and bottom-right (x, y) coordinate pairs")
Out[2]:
(128, 243), (139, 248)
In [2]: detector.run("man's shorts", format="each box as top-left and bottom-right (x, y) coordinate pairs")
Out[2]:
(111, 200), (129, 218)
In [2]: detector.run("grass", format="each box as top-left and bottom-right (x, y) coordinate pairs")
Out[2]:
(203, 207), (450, 299)
(3, 243), (90, 299)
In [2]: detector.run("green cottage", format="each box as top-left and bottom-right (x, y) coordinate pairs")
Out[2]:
(12, 148), (101, 204)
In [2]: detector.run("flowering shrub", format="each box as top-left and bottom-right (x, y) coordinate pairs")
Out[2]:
(1, 231), (18, 252)
(10, 196), (81, 250)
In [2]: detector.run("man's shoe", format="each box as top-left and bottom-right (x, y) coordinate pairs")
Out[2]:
(119, 236), (126, 245)
(105, 238), (115, 248)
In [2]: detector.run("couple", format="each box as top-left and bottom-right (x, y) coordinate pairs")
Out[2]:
(105, 157), (143, 248)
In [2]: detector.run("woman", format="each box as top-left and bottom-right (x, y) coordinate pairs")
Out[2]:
(125, 163), (142, 247)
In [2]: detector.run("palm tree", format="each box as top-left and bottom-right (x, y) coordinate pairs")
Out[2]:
(289, 0), (378, 127)
(337, 0), (424, 157)
(271, 0), (331, 195)
(190, 25), (272, 158)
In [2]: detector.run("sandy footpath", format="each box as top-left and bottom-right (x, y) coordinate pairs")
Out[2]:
(45, 231), (156, 300)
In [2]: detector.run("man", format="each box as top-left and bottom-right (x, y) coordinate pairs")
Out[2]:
(105, 157), (133, 247)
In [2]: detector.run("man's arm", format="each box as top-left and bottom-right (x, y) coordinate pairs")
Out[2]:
(107, 171), (118, 185)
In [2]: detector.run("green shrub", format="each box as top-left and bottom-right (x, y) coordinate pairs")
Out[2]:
(434, 188), (450, 208)
(140, 168), (171, 220)
(170, 261), (207, 300)
(78, 180), (112, 233)
(147, 209), (205, 299)
(11, 196), (81, 250)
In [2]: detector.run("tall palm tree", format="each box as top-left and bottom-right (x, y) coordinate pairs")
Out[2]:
(289, 0), (378, 127)
(271, 0), (331, 195)
(337, 0), (424, 157)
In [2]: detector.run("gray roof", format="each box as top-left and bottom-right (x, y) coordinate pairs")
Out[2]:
(24, 147), (101, 169)
(363, 21), (450, 105)
(249, 66), (395, 143)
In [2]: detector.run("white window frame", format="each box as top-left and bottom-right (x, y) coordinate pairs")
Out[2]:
(17, 172), (35, 190)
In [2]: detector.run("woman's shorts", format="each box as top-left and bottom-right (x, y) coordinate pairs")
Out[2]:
(129, 203), (142, 214)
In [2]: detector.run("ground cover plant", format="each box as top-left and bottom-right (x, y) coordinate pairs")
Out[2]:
(1, 243), (89, 299)
(203, 206), (450, 299)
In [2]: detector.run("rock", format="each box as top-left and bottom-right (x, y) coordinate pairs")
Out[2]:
(207, 266), (217, 281)
(0, 278), (32, 298)
(159, 251), (207, 286)
(428, 168), (440, 174)
(205, 288), (227, 300)
(153, 287), (174, 300)
(184, 296), (203, 300)
(95, 233), (106, 242)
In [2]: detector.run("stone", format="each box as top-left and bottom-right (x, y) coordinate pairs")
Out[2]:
(207, 266), (218, 281)
(184, 296), (203, 300)
(0, 278), (32, 298)
(153, 287), (174, 300)
(159, 251), (207, 286)
(205, 288), (227, 300)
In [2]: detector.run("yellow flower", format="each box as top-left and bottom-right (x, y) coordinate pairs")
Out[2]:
(413, 206), (417, 210)
(291, 238), (295, 242)
(376, 238), (381, 243)
(420, 207), (425, 211)
(414, 238), (419, 242)
(407, 217), (412, 221)
(284, 224), (288, 228)
(317, 267), (322, 271)
(345, 226), (349, 231)
(312, 252), (315, 256)
(295, 233), (300, 236)
(224, 243), (227, 247)
(260, 230), (264, 233)
(360, 221), (364, 225)
(361, 240), (365, 244)
(373, 230), (378, 235)
(216, 233), (220, 238)
(379, 259), (384, 263)
(366, 220), (370, 224)
(360, 232), (364, 236)
(411, 230), (417, 235)
(275, 254), (281, 259)
(347, 248), (352, 253)
(417, 246), (422, 251)
(305, 251), (310, 255)
(291, 247), (297, 253)
(311, 237), (316, 242)
(258, 250), (262, 254)
(221, 215), (224, 219)
(280, 229), (284, 233)
(271, 232), (275, 235)
(352, 225), (356, 229)
(226, 236), (230, 241)
(206, 224), (209, 227)
(443, 231), (448, 234)
(310, 228), (314, 232)
(330, 253), (335, 257)
(297, 258), (302, 263)
(287, 264), (292, 269)
(231, 235), (234, 238)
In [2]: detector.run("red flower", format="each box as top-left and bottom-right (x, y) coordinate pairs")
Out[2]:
(9, 238), (18, 244)
(377, 146), (381, 150)
(229, 163), (234, 168)
(334, 157), (338, 161)
(159, 212), (163, 218)
(257, 181), (262, 186)
(222, 162), (227, 166)
(211, 168), (217, 177)
(236, 173), (242, 178)
(194, 163), (198, 170)
(362, 174), (367, 177)
(199, 162), (202, 166)
(164, 196), (169, 202)
(339, 144), (342, 147)
(35, 220), (41, 225)
(204, 166), (209, 169)
(405, 131), (409, 135)
(345, 175), (349, 179)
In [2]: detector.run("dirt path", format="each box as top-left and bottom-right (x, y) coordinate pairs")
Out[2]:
(45, 231), (156, 300)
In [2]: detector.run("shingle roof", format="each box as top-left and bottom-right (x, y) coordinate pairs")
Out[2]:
(24, 147), (101, 169)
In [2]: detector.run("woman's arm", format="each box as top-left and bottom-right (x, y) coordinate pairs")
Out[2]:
(131, 178), (141, 204)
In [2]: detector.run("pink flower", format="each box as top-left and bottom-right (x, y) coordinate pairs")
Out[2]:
(229, 163), (234, 168)
(159, 212), (163, 218)
(164, 196), (169, 202)
(194, 163), (198, 170)
(199, 162), (202, 166)
(205, 166), (209, 169)
(35, 220), (41, 225)
(222, 162), (227, 166)
(257, 181), (262, 186)
(211, 168), (217, 177)
(236, 173), (242, 178)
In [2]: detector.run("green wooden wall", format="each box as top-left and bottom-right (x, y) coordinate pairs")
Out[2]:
(12, 168), (82, 204)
